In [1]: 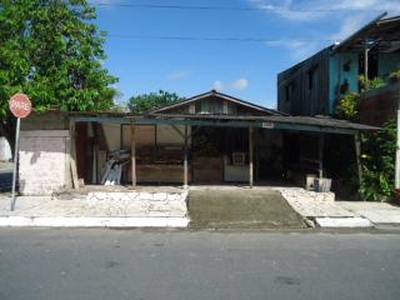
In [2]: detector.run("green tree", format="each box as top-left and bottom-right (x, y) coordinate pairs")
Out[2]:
(336, 75), (396, 201)
(128, 90), (185, 114)
(0, 0), (118, 150)
(360, 120), (396, 201)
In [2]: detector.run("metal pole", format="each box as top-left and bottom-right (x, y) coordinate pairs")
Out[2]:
(10, 117), (21, 211)
(364, 39), (369, 89)
(354, 133), (364, 201)
(249, 125), (254, 188)
(395, 110), (400, 189)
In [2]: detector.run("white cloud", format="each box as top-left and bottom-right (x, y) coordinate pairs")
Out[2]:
(213, 78), (249, 91)
(232, 78), (249, 90)
(265, 39), (323, 61)
(248, 0), (400, 22)
(166, 70), (191, 81)
(329, 15), (368, 42)
(213, 80), (225, 91)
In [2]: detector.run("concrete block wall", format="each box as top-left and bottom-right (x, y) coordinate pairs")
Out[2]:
(19, 130), (70, 195)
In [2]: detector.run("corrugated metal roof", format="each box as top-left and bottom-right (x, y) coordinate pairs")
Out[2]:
(148, 113), (379, 131)
(332, 13), (400, 53)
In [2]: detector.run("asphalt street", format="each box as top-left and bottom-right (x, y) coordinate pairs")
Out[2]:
(0, 229), (399, 300)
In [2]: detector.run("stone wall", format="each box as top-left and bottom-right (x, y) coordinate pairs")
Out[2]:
(19, 130), (70, 195)
(85, 191), (188, 217)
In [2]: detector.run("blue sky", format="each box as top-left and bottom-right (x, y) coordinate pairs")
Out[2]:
(91, 0), (400, 109)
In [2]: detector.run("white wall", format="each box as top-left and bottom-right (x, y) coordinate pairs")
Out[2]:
(0, 137), (12, 161)
(19, 130), (70, 195)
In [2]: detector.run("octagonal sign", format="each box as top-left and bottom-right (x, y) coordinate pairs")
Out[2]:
(9, 93), (32, 118)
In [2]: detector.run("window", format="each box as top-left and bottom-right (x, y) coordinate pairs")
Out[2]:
(307, 66), (318, 91)
(308, 69), (314, 90)
(285, 83), (294, 103)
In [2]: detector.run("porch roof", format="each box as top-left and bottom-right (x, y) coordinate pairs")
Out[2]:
(69, 111), (379, 135)
(332, 13), (400, 54)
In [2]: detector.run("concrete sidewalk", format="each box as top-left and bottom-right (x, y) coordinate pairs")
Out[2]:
(2, 186), (400, 229)
(0, 189), (190, 228)
(278, 188), (372, 228)
(337, 201), (400, 226)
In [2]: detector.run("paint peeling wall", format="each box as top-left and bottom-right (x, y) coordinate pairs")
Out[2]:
(18, 130), (70, 195)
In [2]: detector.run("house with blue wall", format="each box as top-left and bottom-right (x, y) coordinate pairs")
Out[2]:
(278, 13), (400, 116)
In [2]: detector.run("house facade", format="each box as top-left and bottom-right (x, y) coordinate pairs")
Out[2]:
(18, 90), (376, 196)
(278, 14), (400, 117)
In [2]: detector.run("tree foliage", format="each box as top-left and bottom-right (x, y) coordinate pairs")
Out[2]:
(128, 90), (184, 114)
(360, 120), (396, 201)
(336, 75), (397, 201)
(336, 92), (360, 122)
(0, 0), (118, 145)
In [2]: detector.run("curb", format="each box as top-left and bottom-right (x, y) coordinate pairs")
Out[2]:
(315, 217), (372, 228)
(0, 216), (190, 228)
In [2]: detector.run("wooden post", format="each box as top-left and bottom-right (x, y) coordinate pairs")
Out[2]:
(395, 110), (400, 190)
(183, 125), (189, 188)
(318, 133), (324, 178)
(354, 133), (364, 200)
(69, 121), (79, 190)
(131, 125), (136, 187)
(249, 125), (254, 188)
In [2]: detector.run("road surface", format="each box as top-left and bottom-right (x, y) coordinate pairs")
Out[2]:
(0, 229), (399, 300)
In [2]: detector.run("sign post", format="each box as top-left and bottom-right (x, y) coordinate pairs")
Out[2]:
(9, 93), (32, 211)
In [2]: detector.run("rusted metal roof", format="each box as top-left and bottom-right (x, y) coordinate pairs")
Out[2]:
(149, 113), (378, 131)
(332, 13), (400, 53)
(69, 111), (379, 135)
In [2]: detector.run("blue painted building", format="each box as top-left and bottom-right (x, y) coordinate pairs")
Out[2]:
(278, 14), (400, 116)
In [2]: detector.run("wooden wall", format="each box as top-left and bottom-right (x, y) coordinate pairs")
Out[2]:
(360, 81), (400, 126)
(278, 48), (331, 116)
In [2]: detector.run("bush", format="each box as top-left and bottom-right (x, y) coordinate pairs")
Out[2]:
(389, 70), (400, 83)
(359, 75), (387, 91)
(337, 92), (360, 122)
(360, 120), (396, 201)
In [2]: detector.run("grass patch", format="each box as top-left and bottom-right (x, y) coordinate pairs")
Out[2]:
(188, 189), (306, 230)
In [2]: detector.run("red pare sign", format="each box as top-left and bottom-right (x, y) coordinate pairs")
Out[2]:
(9, 93), (32, 118)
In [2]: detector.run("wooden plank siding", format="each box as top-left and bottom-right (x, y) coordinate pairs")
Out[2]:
(278, 48), (331, 116)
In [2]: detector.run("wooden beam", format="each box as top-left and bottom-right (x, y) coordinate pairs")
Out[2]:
(395, 110), (400, 189)
(69, 121), (79, 189)
(183, 125), (189, 188)
(131, 125), (137, 187)
(171, 124), (185, 139)
(318, 133), (324, 178)
(354, 133), (364, 200)
(249, 125), (254, 188)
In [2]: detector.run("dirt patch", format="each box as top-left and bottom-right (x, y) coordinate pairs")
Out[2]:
(188, 189), (306, 230)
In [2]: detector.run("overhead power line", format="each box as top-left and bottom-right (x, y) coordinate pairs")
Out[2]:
(89, 2), (385, 12)
(107, 34), (336, 43)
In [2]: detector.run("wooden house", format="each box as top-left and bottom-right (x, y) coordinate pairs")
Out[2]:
(278, 13), (400, 116)
(17, 90), (377, 195)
